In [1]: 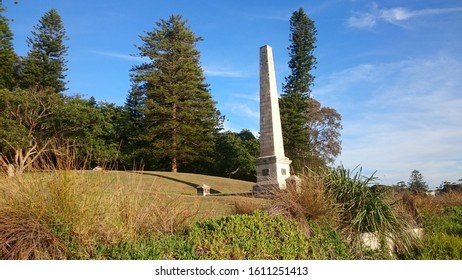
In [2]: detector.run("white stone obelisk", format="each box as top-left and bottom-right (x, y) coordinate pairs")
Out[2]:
(254, 45), (292, 191)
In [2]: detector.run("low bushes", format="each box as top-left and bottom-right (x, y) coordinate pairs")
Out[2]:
(186, 210), (309, 260)
(408, 205), (462, 260)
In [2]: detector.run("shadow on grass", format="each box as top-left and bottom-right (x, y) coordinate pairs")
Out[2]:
(133, 171), (221, 194)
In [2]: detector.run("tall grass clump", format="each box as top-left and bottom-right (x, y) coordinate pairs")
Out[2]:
(321, 166), (417, 256)
(0, 148), (201, 259)
(266, 168), (340, 231)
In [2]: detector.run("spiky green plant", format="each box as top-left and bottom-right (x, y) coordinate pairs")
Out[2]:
(321, 166), (416, 255)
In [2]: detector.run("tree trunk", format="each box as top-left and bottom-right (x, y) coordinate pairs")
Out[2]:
(171, 102), (178, 173)
(171, 157), (177, 173)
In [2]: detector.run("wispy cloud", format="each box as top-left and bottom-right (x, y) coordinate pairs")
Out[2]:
(204, 67), (248, 78)
(347, 3), (462, 29)
(315, 55), (462, 186)
(227, 103), (259, 120)
(232, 92), (259, 103)
(92, 50), (149, 62)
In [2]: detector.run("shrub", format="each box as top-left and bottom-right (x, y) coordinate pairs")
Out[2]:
(412, 233), (462, 260)
(186, 210), (309, 259)
(321, 166), (416, 255)
(306, 222), (354, 259)
(89, 234), (196, 260)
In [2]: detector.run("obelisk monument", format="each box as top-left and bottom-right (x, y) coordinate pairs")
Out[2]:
(254, 45), (292, 191)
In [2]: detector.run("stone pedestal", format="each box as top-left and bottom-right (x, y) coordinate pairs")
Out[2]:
(197, 184), (211, 196)
(254, 45), (292, 192)
(254, 156), (291, 191)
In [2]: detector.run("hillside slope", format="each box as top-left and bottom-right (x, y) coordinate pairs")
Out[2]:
(117, 171), (256, 195)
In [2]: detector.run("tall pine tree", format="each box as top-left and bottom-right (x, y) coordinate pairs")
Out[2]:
(130, 15), (222, 173)
(280, 8), (341, 171)
(0, 4), (19, 90)
(20, 8), (68, 93)
(280, 8), (317, 172)
(408, 170), (429, 194)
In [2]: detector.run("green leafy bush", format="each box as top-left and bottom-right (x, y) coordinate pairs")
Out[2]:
(86, 234), (196, 260)
(413, 233), (462, 260)
(306, 222), (354, 259)
(186, 210), (309, 259)
(409, 206), (462, 260)
(425, 206), (462, 236)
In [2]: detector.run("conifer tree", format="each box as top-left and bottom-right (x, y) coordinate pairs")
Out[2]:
(0, 4), (19, 90)
(280, 8), (341, 171)
(408, 170), (429, 194)
(280, 8), (318, 171)
(20, 8), (68, 92)
(130, 15), (222, 173)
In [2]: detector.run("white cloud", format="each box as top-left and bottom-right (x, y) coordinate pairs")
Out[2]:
(228, 103), (259, 120)
(347, 4), (462, 28)
(93, 50), (149, 62)
(315, 56), (462, 186)
(204, 67), (247, 78)
(232, 91), (260, 103)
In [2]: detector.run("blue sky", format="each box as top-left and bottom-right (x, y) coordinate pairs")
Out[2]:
(3, 0), (462, 187)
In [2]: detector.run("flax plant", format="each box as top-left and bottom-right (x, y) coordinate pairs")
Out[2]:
(322, 166), (416, 255)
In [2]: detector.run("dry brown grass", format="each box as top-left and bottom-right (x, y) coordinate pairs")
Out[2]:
(415, 191), (462, 216)
(0, 207), (65, 260)
(118, 191), (201, 236)
(0, 168), (203, 259)
(232, 195), (269, 215)
(265, 169), (340, 232)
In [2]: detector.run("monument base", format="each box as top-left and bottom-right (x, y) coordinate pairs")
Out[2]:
(254, 155), (292, 192)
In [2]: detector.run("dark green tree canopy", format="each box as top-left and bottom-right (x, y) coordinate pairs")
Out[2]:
(408, 169), (429, 194)
(0, 4), (19, 90)
(282, 7), (317, 98)
(214, 129), (259, 181)
(280, 8), (341, 172)
(20, 8), (69, 92)
(130, 15), (222, 172)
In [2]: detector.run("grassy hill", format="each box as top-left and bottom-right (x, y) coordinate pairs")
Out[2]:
(118, 171), (255, 195)
(110, 170), (263, 218)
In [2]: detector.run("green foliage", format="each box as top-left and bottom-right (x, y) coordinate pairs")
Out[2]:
(130, 15), (222, 173)
(0, 87), (63, 174)
(408, 206), (462, 259)
(438, 180), (462, 193)
(417, 233), (462, 260)
(280, 8), (341, 171)
(407, 170), (428, 194)
(306, 222), (354, 259)
(322, 166), (415, 254)
(305, 98), (342, 166)
(20, 8), (68, 92)
(214, 129), (259, 181)
(425, 206), (462, 236)
(57, 96), (124, 166)
(283, 8), (317, 97)
(0, 5), (19, 90)
(280, 8), (316, 172)
(76, 234), (196, 260)
(186, 210), (309, 259)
